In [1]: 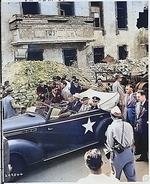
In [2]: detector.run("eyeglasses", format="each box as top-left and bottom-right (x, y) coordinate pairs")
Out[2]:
(93, 101), (98, 103)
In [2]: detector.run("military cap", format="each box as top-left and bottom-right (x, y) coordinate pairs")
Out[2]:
(92, 96), (101, 101)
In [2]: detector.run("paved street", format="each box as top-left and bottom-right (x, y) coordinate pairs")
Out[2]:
(16, 144), (148, 183)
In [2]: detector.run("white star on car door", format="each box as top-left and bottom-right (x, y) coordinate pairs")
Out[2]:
(82, 118), (96, 134)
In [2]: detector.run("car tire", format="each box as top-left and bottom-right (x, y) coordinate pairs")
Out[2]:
(96, 117), (112, 144)
(9, 154), (26, 182)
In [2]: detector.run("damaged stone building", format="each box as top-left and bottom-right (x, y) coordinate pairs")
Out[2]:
(1, 1), (148, 68)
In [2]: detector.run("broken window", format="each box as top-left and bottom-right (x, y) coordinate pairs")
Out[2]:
(22, 2), (40, 15)
(91, 2), (104, 28)
(117, 1), (127, 29)
(27, 45), (43, 61)
(93, 47), (104, 64)
(60, 2), (74, 16)
(63, 48), (77, 66)
(137, 8), (148, 29)
(118, 45), (128, 60)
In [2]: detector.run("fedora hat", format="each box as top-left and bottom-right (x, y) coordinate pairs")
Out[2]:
(5, 86), (13, 93)
(111, 106), (121, 117)
(59, 101), (68, 107)
(115, 74), (123, 79)
(73, 93), (82, 99)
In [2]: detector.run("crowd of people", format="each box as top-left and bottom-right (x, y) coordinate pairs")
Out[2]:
(77, 74), (148, 182)
(36, 75), (102, 116)
(2, 73), (149, 182)
(112, 74), (148, 161)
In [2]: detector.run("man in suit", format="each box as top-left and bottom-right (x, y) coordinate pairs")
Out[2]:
(68, 93), (82, 112)
(124, 84), (136, 128)
(135, 90), (148, 162)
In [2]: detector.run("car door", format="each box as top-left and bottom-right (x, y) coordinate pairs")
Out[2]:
(39, 109), (109, 159)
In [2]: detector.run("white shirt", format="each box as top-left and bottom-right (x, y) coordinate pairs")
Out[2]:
(78, 104), (91, 112)
(77, 173), (120, 183)
(66, 80), (71, 90)
(106, 119), (133, 148)
(61, 86), (72, 101)
(112, 81), (123, 93)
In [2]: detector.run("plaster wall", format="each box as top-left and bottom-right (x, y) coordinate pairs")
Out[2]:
(42, 43), (87, 68)
(1, 1), (148, 68)
(87, 1), (148, 61)
(43, 44), (63, 64)
(40, 2), (58, 15)
(1, 2), (20, 66)
(75, 1), (89, 16)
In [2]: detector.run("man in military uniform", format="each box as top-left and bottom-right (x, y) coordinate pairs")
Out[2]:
(91, 96), (101, 110)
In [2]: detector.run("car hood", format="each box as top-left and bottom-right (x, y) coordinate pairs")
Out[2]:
(3, 113), (45, 132)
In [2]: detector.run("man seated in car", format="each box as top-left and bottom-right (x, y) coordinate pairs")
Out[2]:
(78, 97), (91, 112)
(68, 93), (82, 112)
(91, 96), (101, 110)
(58, 101), (76, 118)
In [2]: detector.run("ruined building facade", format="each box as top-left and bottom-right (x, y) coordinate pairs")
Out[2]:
(1, 1), (148, 68)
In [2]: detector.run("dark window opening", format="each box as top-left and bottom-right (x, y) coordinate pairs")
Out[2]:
(27, 45), (43, 61)
(93, 14), (100, 27)
(137, 8), (148, 29)
(63, 48), (77, 66)
(117, 1), (127, 29)
(60, 2), (74, 16)
(22, 2), (40, 15)
(118, 45), (127, 60)
(146, 44), (148, 53)
(91, 2), (104, 28)
(91, 2), (100, 7)
(93, 47), (104, 64)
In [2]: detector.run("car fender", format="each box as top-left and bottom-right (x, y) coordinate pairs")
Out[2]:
(8, 139), (45, 166)
(95, 117), (112, 143)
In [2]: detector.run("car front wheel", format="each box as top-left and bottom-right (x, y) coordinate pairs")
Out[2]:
(9, 154), (26, 182)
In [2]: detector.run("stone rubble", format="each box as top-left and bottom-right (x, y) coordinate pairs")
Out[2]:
(2, 57), (148, 107)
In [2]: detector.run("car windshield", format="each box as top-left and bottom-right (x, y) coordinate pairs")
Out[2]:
(26, 102), (51, 118)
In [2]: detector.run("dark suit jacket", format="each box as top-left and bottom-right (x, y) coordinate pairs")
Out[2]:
(68, 100), (82, 112)
(140, 100), (148, 141)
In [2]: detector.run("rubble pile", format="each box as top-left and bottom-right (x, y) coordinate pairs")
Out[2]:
(90, 56), (148, 80)
(2, 57), (148, 107)
(2, 60), (94, 106)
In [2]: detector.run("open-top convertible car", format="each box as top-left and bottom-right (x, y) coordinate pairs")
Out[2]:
(3, 89), (119, 181)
